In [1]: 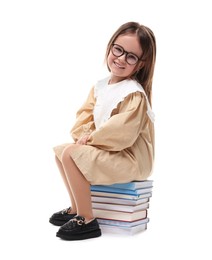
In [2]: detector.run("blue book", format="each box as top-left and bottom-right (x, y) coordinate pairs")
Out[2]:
(91, 180), (153, 194)
(106, 180), (153, 190)
(90, 186), (153, 196)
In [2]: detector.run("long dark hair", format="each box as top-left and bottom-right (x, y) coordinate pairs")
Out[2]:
(105, 22), (156, 105)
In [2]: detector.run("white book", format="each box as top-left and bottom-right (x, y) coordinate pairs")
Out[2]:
(91, 196), (150, 206)
(100, 223), (148, 235)
(93, 208), (147, 221)
(97, 217), (149, 227)
(91, 191), (152, 200)
(92, 202), (149, 213)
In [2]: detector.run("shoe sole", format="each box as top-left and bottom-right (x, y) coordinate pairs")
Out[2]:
(56, 229), (102, 240)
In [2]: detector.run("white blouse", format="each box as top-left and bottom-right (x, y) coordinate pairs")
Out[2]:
(93, 76), (155, 130)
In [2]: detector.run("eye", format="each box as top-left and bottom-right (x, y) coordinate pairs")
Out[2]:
(112, 45), (123, 56)
(127, 54), (139, 65)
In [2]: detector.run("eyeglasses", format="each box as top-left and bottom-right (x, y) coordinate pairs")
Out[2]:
(111, 44), (141, 65)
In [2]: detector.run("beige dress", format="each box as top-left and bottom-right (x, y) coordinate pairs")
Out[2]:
(53, 77), (155, 185)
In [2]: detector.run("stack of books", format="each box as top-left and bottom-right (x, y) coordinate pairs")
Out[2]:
(90, 180), (153, 235)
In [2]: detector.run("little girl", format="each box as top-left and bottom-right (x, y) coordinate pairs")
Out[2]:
(50, 21), (156, 240)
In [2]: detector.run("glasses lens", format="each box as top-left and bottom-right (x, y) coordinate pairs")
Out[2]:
(126, 54), (139, 65)
(112, 45), (123, 57)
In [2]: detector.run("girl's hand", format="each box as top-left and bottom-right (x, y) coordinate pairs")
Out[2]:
(76, 135), (90, 145)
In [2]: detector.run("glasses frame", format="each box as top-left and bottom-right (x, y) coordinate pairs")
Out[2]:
(111, 43), (142, 65)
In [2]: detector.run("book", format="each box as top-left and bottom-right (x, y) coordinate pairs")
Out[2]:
(91, 190), (152, 200)
(91, 196), (150, 206)
(99, 223), (148, 235)
(92, 201), (149, 213)
(95, 180), (153, 190)
(97, 217), (149, 227)
(91, 181), (153, 234)
(90, 186), (152, 196)
(93, 208), (147, 221)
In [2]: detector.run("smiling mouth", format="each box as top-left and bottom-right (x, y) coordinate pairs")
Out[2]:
(114, 61), (125, 69)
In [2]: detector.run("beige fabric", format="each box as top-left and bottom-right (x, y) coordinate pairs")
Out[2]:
(53, 86), (155, 185)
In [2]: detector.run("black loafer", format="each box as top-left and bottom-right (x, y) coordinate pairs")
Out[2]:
(49, 207), (76, 226)
(56, 215), (102, 240)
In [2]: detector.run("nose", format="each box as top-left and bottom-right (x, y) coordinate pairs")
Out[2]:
(117, 52), (127, 63)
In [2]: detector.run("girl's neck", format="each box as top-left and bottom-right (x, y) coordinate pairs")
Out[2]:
(108, 76), (128, 85)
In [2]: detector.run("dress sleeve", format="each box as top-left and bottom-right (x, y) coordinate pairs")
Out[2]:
(87, 92), (149, 151)
(71, 87), (96, 142)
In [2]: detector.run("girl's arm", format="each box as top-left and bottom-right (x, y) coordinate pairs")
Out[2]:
(71, 87), (96, 142)
(87, 92), (150, 151)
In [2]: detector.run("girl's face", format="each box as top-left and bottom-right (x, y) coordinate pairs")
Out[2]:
(107, 34), (143, 84)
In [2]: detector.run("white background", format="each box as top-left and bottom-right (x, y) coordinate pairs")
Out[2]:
(0, 0), (211, 259)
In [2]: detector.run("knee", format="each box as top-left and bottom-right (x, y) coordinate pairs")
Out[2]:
(61, 144), (75, 165)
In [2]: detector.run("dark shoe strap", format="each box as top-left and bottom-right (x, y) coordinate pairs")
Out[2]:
(74, 215), (85, 225)
(61, 207), (72, 214)
(63, 215), (86, 228)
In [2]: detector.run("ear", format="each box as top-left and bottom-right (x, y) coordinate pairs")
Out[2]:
(138, 61), (145, 70)
(133, 61), (144, 73)
(131, 61), (145, 79)
(133, 62), (144, 76)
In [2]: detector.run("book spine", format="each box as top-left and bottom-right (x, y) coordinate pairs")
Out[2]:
(93, 209), (147, 221)
(91, 186), (152, 195)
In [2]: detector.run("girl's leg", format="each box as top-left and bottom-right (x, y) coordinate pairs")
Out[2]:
(61, 145), (94, 222)
(55, 156), (77, 214)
